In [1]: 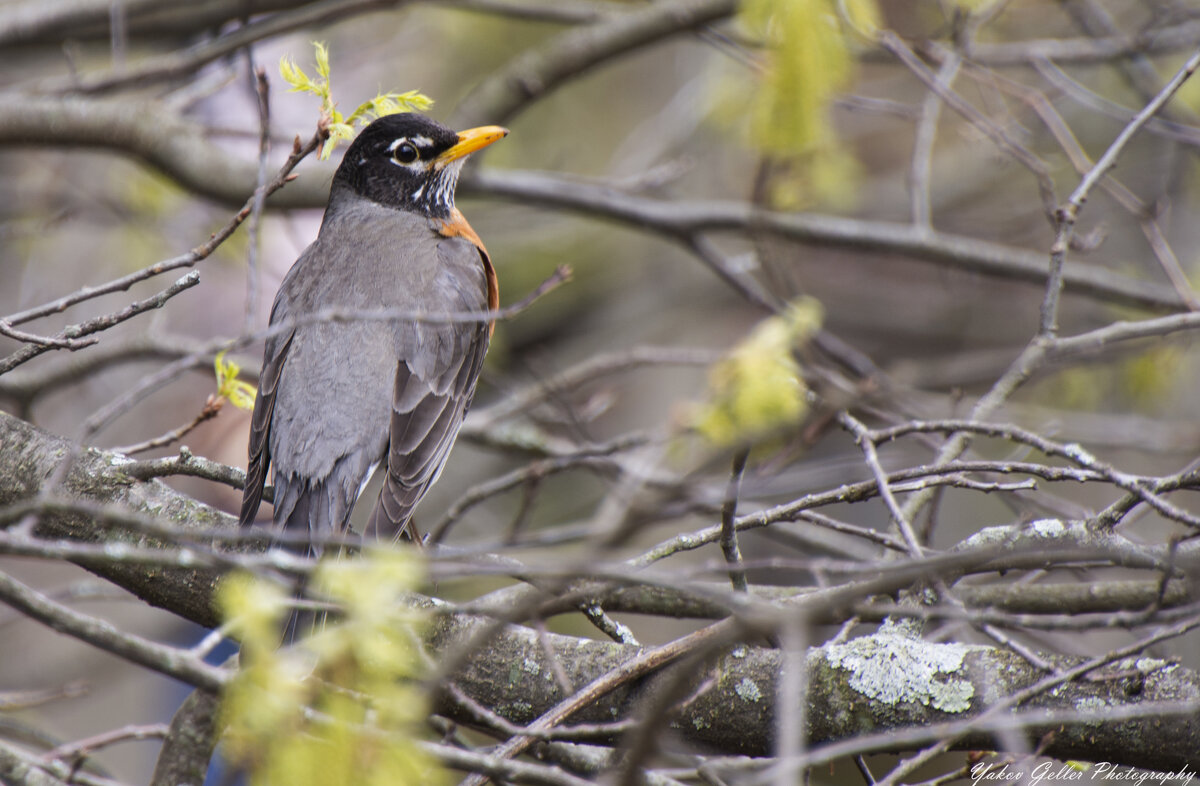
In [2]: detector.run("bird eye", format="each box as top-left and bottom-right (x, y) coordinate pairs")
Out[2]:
(392, 141), (418, 164)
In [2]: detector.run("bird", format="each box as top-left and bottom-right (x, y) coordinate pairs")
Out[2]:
(239, 112), (508, 548)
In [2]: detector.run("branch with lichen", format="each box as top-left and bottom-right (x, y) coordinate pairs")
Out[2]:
(1, 410), (1199, 771)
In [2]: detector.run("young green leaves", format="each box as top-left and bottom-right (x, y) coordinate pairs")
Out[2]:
(280, 42), (434, 159)
(214, 350), (257, 412)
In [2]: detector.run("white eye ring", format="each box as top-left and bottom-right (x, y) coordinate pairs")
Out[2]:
(390, 140), (418, 164)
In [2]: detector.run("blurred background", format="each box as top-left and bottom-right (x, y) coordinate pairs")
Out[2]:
(3, 0), (1200, 781)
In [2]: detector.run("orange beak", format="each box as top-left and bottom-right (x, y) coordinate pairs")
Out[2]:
(434, 125), (509, 167)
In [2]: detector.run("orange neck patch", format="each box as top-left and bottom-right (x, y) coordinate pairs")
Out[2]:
(438, 208), (499, 336)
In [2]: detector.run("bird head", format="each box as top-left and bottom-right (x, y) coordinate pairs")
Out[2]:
(332, 113), (508, 218)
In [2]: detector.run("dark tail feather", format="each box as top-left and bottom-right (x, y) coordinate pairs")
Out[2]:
(273, 485), (331, 645)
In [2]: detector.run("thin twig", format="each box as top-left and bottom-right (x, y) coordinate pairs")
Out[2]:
(909, 51), (961, 231)
(42, 724), (169, 765)
(879, 31), (1059, 222)
(1042, 46), (1200, 337)
(719, 447), (750, 593)
(243, 62), (271, 334)
(0, 273), (201, 376)
(112, 396), (224, 456)
(837, 413), (924, 556)
(0, 320), (96, 350)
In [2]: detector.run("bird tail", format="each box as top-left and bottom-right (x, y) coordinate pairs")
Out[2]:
(269, 477), (346, 643)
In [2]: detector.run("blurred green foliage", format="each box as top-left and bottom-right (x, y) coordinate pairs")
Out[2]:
(690, 297), (823, 446)
(217, 549), (447, 786)
(738, 0), (879, 206)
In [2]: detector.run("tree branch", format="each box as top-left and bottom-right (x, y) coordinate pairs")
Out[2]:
(450, 0), (736, 128)
(1, 411), (1199, 769)
(0, 93), (1187, 313)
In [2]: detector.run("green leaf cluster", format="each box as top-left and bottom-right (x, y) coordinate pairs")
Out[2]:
(217, 549), (447, 786)
(214, 350), (257, 412)
(691, 298), (823, 446)
(280, 42), (434, 159)
(738, 0), (879, 205)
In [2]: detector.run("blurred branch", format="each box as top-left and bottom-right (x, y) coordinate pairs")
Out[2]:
(1059, 0), (1194, 114)
(1032, 56), (1200, 148)
(0, 94), (1186, 313)
(0, 0), (617, 49)
(446, 0), (618, 25)
(39, 0), (412, 95)
(42, 724), (169, 771)
(450, 0), (738, 128)
(149, 687), (221, 786)
(880, 31), (1058, 222)
(0, 0), (294, 47)
(0, 94), (326, 208)
(469, 169), (1188, 313)
(464, 576), (1198, 623)
(932, 19), (1200, 66)
(0, 566), (227, 692)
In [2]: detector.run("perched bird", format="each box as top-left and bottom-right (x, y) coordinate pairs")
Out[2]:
(239, 113), (508, 547)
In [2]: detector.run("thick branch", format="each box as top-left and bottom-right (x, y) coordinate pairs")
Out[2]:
(0, 412), (229, 628)
(0, 94), (325, 209)
(0, 411), (1199, 769)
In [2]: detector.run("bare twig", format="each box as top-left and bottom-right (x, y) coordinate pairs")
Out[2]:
(42, 723), (169, 766)
(243, 62), (272, 334)
(0, 272), (201, 376)
(719, 448), (750, 593)
(1041, 46), (1200, 337)
(112, 396), (224, 456)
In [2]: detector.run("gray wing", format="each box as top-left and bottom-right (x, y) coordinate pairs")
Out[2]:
(241, 229), (397, 544)
(367, 238), (491, 541)
(238, 315), (293, 528)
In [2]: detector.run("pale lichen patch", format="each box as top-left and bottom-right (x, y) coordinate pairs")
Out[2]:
(734, 677), (763, 703)
(1029, 518), (1067, 537)
(823, 632), (979, 713)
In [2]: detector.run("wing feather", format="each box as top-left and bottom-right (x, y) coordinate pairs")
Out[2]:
(367, 237), (491, 540)
(239, 330), (294, 526)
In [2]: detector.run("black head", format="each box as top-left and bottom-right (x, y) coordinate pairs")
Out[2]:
(332, 113), (508, 218)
